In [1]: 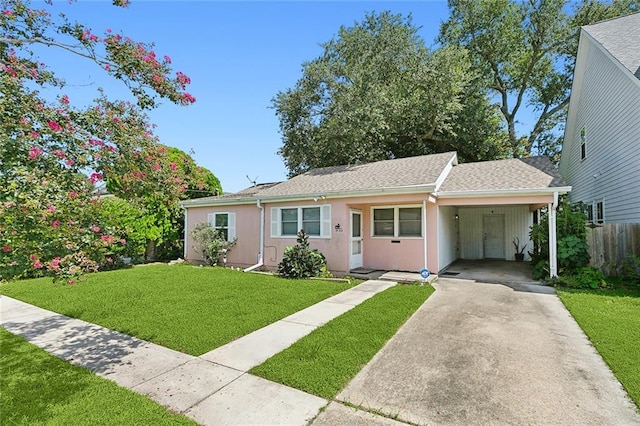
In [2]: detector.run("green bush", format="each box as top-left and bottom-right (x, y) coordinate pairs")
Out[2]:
(552, 267), (608, 289)
(529, 198), (589, 278)
(190, 223), (237, 266)
(557, 235), (590, 274)
(620, 254), (640, 289)
(278, 230), (327, 279)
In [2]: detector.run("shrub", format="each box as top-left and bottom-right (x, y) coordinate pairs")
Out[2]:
(278, 230), (328, 278)
(620, 254), (640, 289)
(190, 223), (236, 266)
(552, 267), (608, 289)
(557, 235), (590, 274)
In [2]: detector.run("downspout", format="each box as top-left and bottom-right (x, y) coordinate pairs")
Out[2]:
(549, 192), (559, 278)
(181, 205), (188, 259)
(423, 199), (428, 271)
(243, 199), (264, 272)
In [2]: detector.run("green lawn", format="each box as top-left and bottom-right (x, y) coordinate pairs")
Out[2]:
(251, 284), (433, 399)
(0, 328), (196, 425)
(558, 288), (640, 408)
(0, 265), (352, 356)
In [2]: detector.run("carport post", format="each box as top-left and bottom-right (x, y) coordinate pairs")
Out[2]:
(548, 192), (559, 278)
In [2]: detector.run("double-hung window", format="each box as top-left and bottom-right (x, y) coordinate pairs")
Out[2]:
(372, 206), (422, 237)
(271, 205), (331, 238)
(207, 212), (236, 241)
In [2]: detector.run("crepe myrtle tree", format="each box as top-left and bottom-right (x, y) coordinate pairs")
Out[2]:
(0, 0), (198, 282)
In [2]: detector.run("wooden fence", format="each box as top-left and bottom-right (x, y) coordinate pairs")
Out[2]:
(586, 223), (640, 275)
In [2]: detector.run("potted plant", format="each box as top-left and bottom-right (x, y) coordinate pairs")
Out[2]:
(513, 237), (527, 262)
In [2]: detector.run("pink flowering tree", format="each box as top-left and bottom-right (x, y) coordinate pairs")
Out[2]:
(0, 0), (209, 282)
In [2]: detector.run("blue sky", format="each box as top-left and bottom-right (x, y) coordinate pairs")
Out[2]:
(41, 1), (456, 193)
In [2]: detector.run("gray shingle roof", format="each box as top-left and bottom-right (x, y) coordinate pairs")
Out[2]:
(438, 156), (567, 193)
(584, 13), (640, 79)
(183, 182), (281, 204)
(257, 152), (457, 197)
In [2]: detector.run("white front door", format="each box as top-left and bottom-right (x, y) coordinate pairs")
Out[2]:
(483, 214), (505, 259)
(350, 210), (363, 270)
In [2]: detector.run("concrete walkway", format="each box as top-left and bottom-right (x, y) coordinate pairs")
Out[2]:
(0, 280), (396, 425)
(325, 278), (640, 426)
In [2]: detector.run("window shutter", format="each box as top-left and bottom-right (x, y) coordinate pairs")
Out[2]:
(270, 207), (280, 237)
(227, 212), (236, 241)
(207, 213), (215, 227)
(320, 205), (331, 238)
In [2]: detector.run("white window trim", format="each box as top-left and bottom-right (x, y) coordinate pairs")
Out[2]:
(370, 205), (423, 239)
(596, 199), (605, 224)
(270, 205), (331, 239)
(207, 212), (236, 242)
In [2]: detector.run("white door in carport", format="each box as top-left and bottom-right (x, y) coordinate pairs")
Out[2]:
(483, 214), (505, 259)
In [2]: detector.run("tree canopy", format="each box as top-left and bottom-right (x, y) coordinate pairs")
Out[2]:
(274, 11), (510, 177)
(0, 0), (218, 281)
(439, 0), (639, 159)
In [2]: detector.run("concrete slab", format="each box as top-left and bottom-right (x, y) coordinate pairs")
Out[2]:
(312, 402), (407, 426)
(186, 373), (327, 426)
(349, 280), (397, 293)
(282, 301), (354, 327)
(1, 296), (192, 389)
(200, 320), (315, 371)
(1, 296), (61, 324)
(133, 358), (243, 413)
(337, 278), (640, 425)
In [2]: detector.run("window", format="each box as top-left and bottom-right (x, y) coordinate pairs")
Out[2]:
(271, 205), (331, 238)
(580, 127), (586, 160)
(596, 201), (604, 224)
(372, 206), (423, 237)
(586, 203), (594, 223)
(207, 212), (236, 242)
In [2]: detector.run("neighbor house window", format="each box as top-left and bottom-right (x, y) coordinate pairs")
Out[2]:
(580, 127), (586, 160)
(372, 206), (422, 237)
(271, 205), (331, 238)
(596, 201), (604, 224)
(207, 212), (236, 241)
(586, 202), (594, 223)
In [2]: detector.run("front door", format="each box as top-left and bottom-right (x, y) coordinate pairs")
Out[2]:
(350, 210), (363, 270)
(483, 214), (505, 259)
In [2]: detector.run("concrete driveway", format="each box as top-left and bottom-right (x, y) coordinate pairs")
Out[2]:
(317, 278), (640, 426)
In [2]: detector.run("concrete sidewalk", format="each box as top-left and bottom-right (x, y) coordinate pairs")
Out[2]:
(1, 279), (396, 426)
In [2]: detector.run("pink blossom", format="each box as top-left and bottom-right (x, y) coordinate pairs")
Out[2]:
(47, 205), (56, 212)
(89, 172), (103, 184)
(153, 163), (161, 170)
(181, 93), (196, 104)
(54, 149), (66, 159)
(4, 201), (16, 208)
(50, 257), (61, 269)
(68, 279), (76, 285)
(176, 71), (191, 88)
(104, 64), (111, 71)
(106, 28), (112, 33)
(3, 9), (12, 16)
(47, 121), (62, 132)
(28, 147), (43, 159)
(2, 245), (10, 253)
(120, 239), (127, 245)
(29, 254), (38, 262)
(100, 235), (113, 242)
(91, 226), (101, 232)
(163, 55), (172, 64)
(170, 162), (177, 170)
(20, 117), (29, 124)
(61, 95), (69, 104)
(65, 158), (75, 166)
(68, 191), (78, 199)
(50, 220), (61, 228)
(33, 261), (43, 269)
(30, 131), (40, 139)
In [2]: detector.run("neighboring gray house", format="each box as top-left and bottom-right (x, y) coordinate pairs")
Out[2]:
(559, 13), (640, 224)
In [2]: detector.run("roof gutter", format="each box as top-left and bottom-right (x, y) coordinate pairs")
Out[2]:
(435, 186), (572, 198)
(180, 184), (438, 208)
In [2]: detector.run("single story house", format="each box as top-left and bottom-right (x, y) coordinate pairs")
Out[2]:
(181, 152), (570, 277)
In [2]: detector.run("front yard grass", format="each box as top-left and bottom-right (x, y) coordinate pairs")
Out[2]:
(558, 287), (640, 408)
(0, 265), (352, 356)
(250, 284), (434, 399)
(0, 328), (196, 425)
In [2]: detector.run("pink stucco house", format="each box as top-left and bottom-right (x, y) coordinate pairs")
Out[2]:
(181, 152), (570, 277)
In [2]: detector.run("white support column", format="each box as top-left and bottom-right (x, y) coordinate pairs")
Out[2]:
(548, 192), (559, 278)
